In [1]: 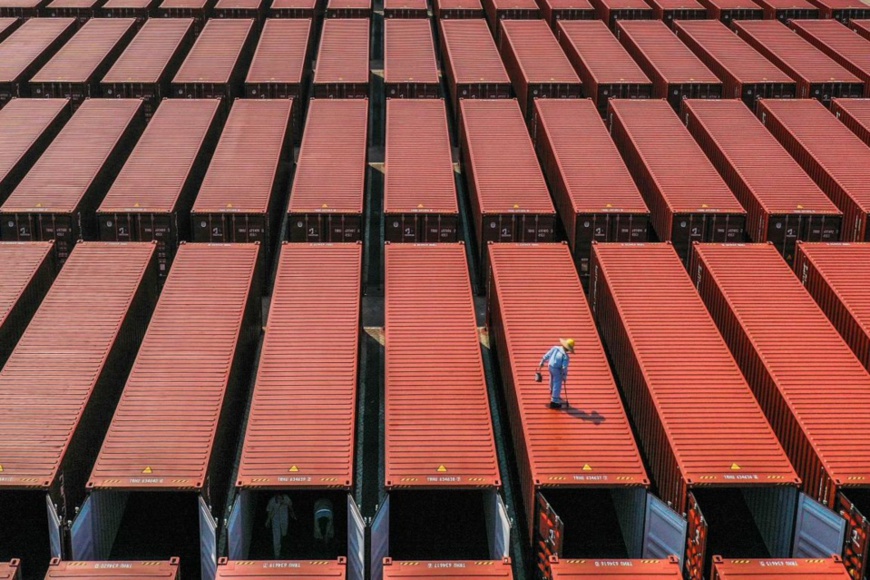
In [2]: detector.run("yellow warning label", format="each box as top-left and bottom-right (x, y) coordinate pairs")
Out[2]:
(797, 204), (804, 209)
(289, 465), (299, 472)
(134, 202), (140, 208)
(226, 203), (233, 209)
(322, 203), (329, 209)
(582, 464), (593, 472)
(142, 466), (152, 474)
(701, 203), (709, 209)
(437, 465), (447, 473)
(605, 203), (613, 208)
(417, 203), (424, 209)
(0, 465), (4, 472)
(35, 203), (42, 208)
(513, 204), (520, 209)
(730, 463), (741, 471)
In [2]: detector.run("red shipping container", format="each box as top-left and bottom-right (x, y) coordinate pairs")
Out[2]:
(498, 19), (582, 122)
(46, 560), (180, 580)
(191, 99), (292, 272)
(733, 20), (863, 103)
(439, 19), (512, 117)
(326, 0), (371, 17)
(268, 0), (315, 16)
(712, 557), (850, 580)
(537, 0), (595, 29)
(100, 18), (195, 119)
(384, 19), (441, 98)
(795, 243), (870, 371)
(549, 558), (683, 579)
(382, 561), (513, 580)
(44, 0), (98, 20)
(459, 99), (556, 262)
(0, 18), (20, 42)
(313, 19), (370, 98)
(433, 0), (484, 18)
(288, 99), (367, 243)
(0, 19), (76, 105)
(385, 99), (458, 243)
(591, 0), (652, 29)
(807, 0), (870, 19)
(0, 561), (18, 580)
(157, 0), (211, 35)
(589, 242), (801, 580)
(851, 19), (870, 39)
(616, 20), (722, 109)
(556, 20), (652, 116)
(831, 98), (870, 145)
(697, 0), (761, 24)
(384, 0), (428, 17)
(245, 18), (311, 107)
(752, 0), (818, 19)
(646, 0), (707, 28)
(674, 20), (795, 106)
(83, 243), (260, 580)
(790, 20), (870, 97)
(96, 99), (222, 280)
(214, 0), (263, 19)
(681, 100), (840, 263)
(218, 560), (348, 580)
(29, 18), (137, 109)
(482, 0), (540, 40)
(0, 242), (157, 579)
(0, 0), (45, 16)
(532, 100), (649, 275)
(99, 0), (157, 20)
(606, 99), (744, 263)
(171, 18), (255, 105)
(0, 99), (144, 265)
(757, 99), (870, 242)
(0, 242), (55, 367)
(691, 242), (870, 580)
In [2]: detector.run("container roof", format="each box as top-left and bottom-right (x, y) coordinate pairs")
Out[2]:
(0, 18), (76, 83)
(384, 19), (439, 86)
(102, 18), (194, 85)
(172, 18), (253, 85)
(439, 19), (509, 84)
(313, 19), (370, 85)
(246, 18), (311, 85)
(0, 98), (69, 188)
(31, 18), (135, 83)
(0, 242), (54, 331)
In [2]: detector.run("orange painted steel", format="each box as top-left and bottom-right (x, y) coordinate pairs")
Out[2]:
(831, 98), (870, 145)
(0, 242), (55, 368)
(313, 19), (370, 98)
(217, 559), (347, 580)
(384, 19), (440, 98)
(385, 243), (500, 489)
(711, 557), (850, 580)
(0, 18), (77, 106)
(382, 560), (513, 579)
(790, 20), (870, 98)
(549, 557), (683, 579)
(246, 18), (311, 100)
(45, 559), (180, 580)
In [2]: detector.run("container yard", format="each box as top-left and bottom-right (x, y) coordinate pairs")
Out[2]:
(4, 2), (870, 580)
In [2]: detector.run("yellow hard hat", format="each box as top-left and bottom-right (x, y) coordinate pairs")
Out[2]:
(560, 338), (575, 353)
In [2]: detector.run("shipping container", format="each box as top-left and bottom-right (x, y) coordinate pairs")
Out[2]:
(712, 557), (850, 580)
(757, 99), (870, 242)
(851, 19), (870, 39)
(217, 560), (348, 580)
(591, 0), (652, 28)
(171, 18), (255, 105)
(555, 20), (652, 116)
(646, 0), (706, 27)
(588, 242), (807, 580)
(384, 0), (428, 17)
(681, 100), (840, 263)
(96, 99), (222, 280)
(268, 0), (316, 16)
(76, 243), (260, 580)
(44, 0), (98, 20)
(459, 99), (556, 263)
(384, 19), (440, 98)
(0, 242), (55, 368)
(288, 99), (366, 242)
(733, 20), (863, 102)
(794, 243), (870, 371)
(326, 0), (371, 16)
(384, 99), (457, 242)
(100, 18), (195, 119)
(313, 19), (369, 98)
(245, 18), (310, 100)
(0, 242), (157, 580)
(615, 20), (722, 109)
(0, 561), (18, 580)
(831, 98), (870, 145)
(673, 20), (796, 107)
(538, 0), (594, 28)
(372, 243), (509, 580)
(690, 243), (870, 580)
(697, 0), (761, 24)
(439, 19), (512, 117)
(0, 99), (70, 204)
(498, 19), (582, 122)
(606, 99), (744, 262)
(0, 19), (76, 106)
(0, 99), (144, 265)
(214, 0), (263, 19)
(157, 0), (211, 35)
(549, 557), (684, 579)
(790, 20), (870, 97)
(99, 0), (156, 19)
(433, 0), (484, 17)
(382, 561), (513, 580)
(482, 0), (540, 40)
(752, 0), (818, 19)
(806, 0), (870, 19)
(191, 99), (292, 273)
(531, 100), (649, 275)
(0, 0), (45, 17)
(487, 244), (687, 575)
(229, 244), (363, 571)
(45, 559), (181, 580)
(0, 17), (20, 42)
(29, 19), (136, 108)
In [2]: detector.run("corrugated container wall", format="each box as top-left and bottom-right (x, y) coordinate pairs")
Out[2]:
(0, 18), (77, 106)
(0, 561), (18, 580)
(712, 558), (850, 580)
(433, 0), (485, 18)
(213, 0), (264, 20)
(806, 0), (870, 19)
(591, 0), (653, 30)
(326, 0), (372, 18)
(752, 0), (819, 20)
(384, 19), (441, 98)
(217, 559), (347, 580)
(681, 99), (841, 262)
(287, 99), (367, 243)
(384, 99), (458, 243)
(697, 0), (762, 24)
(531, 99), (649, 276)
(0, 18), (21, 42)
(537, 0), (595, 28)
(0, 0), (44, 16)
(100, 0), (158, 20)
(384, 0), (429, 18)
(482, 0), (541, 40)
(45, 560), (180, 580)
(44, 0), (100, 21)
(382, 561), (513, 580)
(0, 242), (55, 367)
(313, 19), (370, 98)
(790, 19), (870, 97)
(831, 98), (870, 145)
(757, 98), (870, 242)
(852, 19), (870, 39)
(0, 99), (144, 265)
(245, 18), (311, 100)
(268, 0), (316, 17)
(549, 558), (683, 579)
(645, 0), (707, 28)
(606, 99), (745, 263)
(156, 0), (210, 35)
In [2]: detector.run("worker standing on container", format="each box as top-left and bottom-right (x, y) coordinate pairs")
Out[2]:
(538, 338), (574, 409)
(266, 493), (296, 558)
(313, 498), (334, 545)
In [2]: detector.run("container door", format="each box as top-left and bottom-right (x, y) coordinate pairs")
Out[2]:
(535, 492), (564, 577)
(685, 492), (708, 580)
(837, 492), (870, 580)
(45, 495), (62, 559)
(642, 493), (687, 564)
(792, 492), (846, 558)
(227, 491), (254, 560)
(199, 496), (217, 580)
(370, 496), (390, 580)
(348, 495), (365, 580)
(71, 492), (127, 560)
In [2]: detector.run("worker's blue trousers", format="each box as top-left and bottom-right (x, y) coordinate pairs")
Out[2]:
(549, 367), (564, 401)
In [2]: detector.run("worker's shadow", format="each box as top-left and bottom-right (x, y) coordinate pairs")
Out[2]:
(563, 407), (606, 425)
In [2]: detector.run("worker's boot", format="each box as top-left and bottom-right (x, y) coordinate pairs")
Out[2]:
(549, 399), (566, 409)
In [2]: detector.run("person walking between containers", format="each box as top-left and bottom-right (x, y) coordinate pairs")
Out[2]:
(313, 498), (334, 544)
(266, 494), (296, 558)
(538, 338), (574, 409)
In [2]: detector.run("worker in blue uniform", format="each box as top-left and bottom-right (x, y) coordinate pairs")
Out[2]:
(313, 498), (334, 544)
(538, 338), (575, 409)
